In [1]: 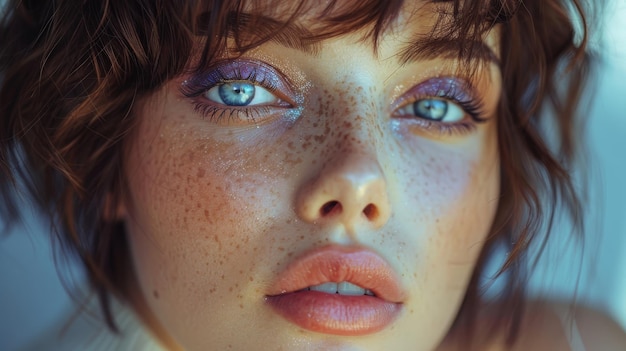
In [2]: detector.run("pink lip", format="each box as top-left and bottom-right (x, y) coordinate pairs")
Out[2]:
(265, 246), (406, 336)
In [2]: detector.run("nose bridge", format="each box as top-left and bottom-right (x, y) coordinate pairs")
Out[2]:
(295, 97), (391, 231)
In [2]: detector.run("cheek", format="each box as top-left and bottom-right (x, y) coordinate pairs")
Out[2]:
(122, 109), (294, 335)
(390, 129), (500, 293)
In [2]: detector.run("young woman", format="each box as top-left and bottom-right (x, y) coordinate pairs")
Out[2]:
(1, 0), (624, 350)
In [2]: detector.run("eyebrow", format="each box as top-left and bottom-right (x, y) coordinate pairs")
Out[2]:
(220, 13), (499, 66)
(397, 37), (500, 66)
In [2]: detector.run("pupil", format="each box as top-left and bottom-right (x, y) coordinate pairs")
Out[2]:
(414, 99), (448, 120)
(219, 82), (255, 106)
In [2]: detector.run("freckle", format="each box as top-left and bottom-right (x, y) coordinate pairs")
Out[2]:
(153, 290), (159, 299)
(197, 168), (205, 178)
(249, 276), (254, 282)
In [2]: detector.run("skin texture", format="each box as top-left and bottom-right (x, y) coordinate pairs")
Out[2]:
(121, 4), (502, 350)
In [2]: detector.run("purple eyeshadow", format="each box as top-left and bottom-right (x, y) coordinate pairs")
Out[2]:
(182, 59), (294, 99)
(410, 77), (475, 104)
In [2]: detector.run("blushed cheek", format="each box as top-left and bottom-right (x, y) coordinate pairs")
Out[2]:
(426, 154), (497, 244)
(390, 129), (499, 283)
(121, 103), (314, 340)
(126, 105), (291, 234)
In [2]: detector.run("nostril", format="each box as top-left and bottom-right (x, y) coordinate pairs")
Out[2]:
(362, 203), (379, 221)
(320, 200), (341, 216)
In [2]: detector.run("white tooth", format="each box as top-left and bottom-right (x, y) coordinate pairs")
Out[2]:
(364, 289), (375, 296)
(310, 282), (338, 294)
(338, 281), (366, 296)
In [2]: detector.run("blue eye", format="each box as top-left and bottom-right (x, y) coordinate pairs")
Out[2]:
(218, 82), (255, 106)
(396, 98), (465, 123)
(180, 59), (298, 125)
(204, 81), (279, 107)
(415, 99), (447, 120)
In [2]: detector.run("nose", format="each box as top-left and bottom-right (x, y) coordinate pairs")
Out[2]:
(295, 151), (391, 230)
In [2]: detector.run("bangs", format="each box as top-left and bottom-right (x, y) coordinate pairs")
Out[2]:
(186, 0), (518, 73)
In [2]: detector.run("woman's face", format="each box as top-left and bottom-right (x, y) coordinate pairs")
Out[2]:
(122, 2), (501, 350)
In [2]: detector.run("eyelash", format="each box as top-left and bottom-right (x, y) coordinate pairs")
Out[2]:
(190, 104), (273, 125)
(180, 62), (292, 124)
(393, 81), (488, 136)
(181, 61), (487, 137)
(405, 117), (478, 137)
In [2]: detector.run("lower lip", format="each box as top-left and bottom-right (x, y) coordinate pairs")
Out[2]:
(266, 290), (402, 336)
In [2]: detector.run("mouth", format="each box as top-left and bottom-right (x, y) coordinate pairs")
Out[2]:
(265, 246), (406, 336)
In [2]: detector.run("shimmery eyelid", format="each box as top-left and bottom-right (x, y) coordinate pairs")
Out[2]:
(393, 77), (487, 122)
(179, 59), (302, 126)
(180, 59), (296, 104)
(397, 77), (475, 105)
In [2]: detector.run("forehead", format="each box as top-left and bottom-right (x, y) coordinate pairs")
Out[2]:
(190, 0), (501, 74)
(238, 0), (436, 31)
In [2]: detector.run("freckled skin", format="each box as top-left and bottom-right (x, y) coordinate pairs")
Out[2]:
(121, 9), (502, 351)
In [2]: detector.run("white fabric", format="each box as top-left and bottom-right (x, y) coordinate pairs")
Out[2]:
(21, 295), (592, 351)
(22, 295), (164, 351)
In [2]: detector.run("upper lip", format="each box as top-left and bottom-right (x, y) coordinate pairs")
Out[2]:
(266, 245), (406, 303)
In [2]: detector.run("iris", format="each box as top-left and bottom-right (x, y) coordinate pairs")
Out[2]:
(414, 99), (448, 121)
(219, 82), (256, 106)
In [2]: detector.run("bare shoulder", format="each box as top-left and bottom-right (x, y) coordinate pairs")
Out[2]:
(500, 301), (626, 351)
(437, 301), (626, 351)
(566, 303), (626, 351)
